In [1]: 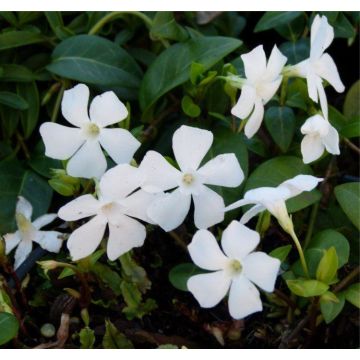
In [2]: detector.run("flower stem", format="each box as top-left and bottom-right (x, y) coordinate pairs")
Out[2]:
(288, 227), (310, 278)
(343, 137), (360, 155)
(280, 75), (288, 106)
(303, 202), (319, 249)
(51, 81), (66, 123)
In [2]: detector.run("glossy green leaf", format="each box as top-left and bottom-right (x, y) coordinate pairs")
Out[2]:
(255, 12), (302, 32)
(0, 312), (19, 345)
(343, 80), (360, 119)
(280, 38), (310, 64)
(344, 283), (360, 308)
(335, 182), (360, 230)
(269, 245), (292, 263)
(150, 11), (188, 42)
(0, 64), (35, 82)
(316, 247), (338, 284)
(181, 95), (201, 117)
(286, 279), (329, 297)
(169, 263), (204, 291)
(139, 36), (242, 112)
(340, 117), (360, 138)
(102, 320), (133, 349)
(0, 91), (28, 110)
(275, 14), (306, 41)
(79, 327), (95, 349)
(0, 30), (44, 50)
(320, 292), (345, 324)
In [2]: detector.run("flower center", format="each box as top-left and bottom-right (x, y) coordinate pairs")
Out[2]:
(229, 259), (243, 275)
(182, 173), (194, 185)
(16, 213), (32, 234)
(84, 123), (100, 138)
(101, 202), (115, 216)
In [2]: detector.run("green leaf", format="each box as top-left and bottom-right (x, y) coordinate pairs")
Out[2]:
(168, 263), (204, 291)
(92, 263), (122, 296)
(0, 312), (19, 345)
(320, 292), (345, 324)
(0, 64), (35, 82)
(264, 106), (296, 152)
(0, 91), (28, 110)
(0, 30), (44, 50)
(333, 12), (356, 39)
(340, 117), (360, 139)
(102, 320), (133, 349)
(255, 12), (302, 32)
(181, 95), (201, 117)
(47, 35), (142, 100)
(139, 36), (242, 112)
(344, 283), (360, 308)
(190, 62), (205, 85)
(279, 38), (310, 64)
(244, 156), (320, 213)
(316, 247), (338, 284)
(335, 182), (360, 230)
(269, 245), (292, 263)
(58, 267), (76, 279)
(343, 80), (360, 119)
(286, 279), (329, 297)
(275, 15), (306, 41)
(79, 327), (95, 349)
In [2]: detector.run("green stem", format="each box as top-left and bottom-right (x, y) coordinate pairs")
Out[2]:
(303, 202), (319, 250)
(280, 75), (288, 106)
(289, 227), (310, 278)
(237, 117), (247, 134)
(51, 82), (66, 123)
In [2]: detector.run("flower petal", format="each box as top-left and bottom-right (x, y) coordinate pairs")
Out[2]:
(306, 72), (318, 103)
(100, 163), (143, 201)
(310, 15), (334, 60)
(265, 45), (287, 80)
(66, 140), (107, 179)
(16, 196), (33, 219)
(240, 204), (266, 224)
(221, 221), (260, 260)
(14, 240), (32, 270)
(193, 185), (225, 229)
(322, 124), (340, 155)
(99, 128), (140, 165)
(67, 214), (107, 261)
(198, 154), (244, 188)
(279, 175), (323, 199)
(243, 252), (280, 292)
(58, 194), (100, 221)
(258, 77), (282, 104)
(301, 114), (329, 137)
(244, 97), (264, 139)
(89, 91), (128, 127)
(107, 216), (146, 260)
(316, 76), (329, 120)
(188, 229), (229, 271)
(231, 84), (256, 119)
(40, 123), (85, 160)
(34, 231), (63, 253)
(187, 271), (231, 308)
(242, 45), (266, 83)
(224, 199), (253, 212)
(301, 134), (325, 163)
(172, 125), (213, 172)
(228, 275), (262, 319)
(61, 84), (90, 127)
(139, 150), (181, 193)
(32, 214), (57, 230)
(4, 231), (21, 254)
(315, 53), (345, 93)
(147, 189), (191, 231)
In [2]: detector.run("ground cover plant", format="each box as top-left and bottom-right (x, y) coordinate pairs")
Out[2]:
(0, 11), (359, 349)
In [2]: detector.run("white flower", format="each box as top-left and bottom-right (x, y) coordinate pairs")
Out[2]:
(187, 221), (280, 319)
(139, 125), (244, 231)
(301, 114), (340, 164)
(58, 164), (158, 261)
(292, 15), (345, 120)
(4, 197), (63, 269)
(40, 84), (140, 179)
(231, 45), (287, 138)
(225, 175), (322, 232)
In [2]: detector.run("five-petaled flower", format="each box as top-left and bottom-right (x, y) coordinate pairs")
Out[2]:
(187, 221), (280, 319)
(4, 197), (63, 269)
(231, 45), (287, 138)
(40, 84), (140, 179)
(301, 114), (340, 164)
(291, 15), (345, 120)
(139, 125), (244, 231)
(225, 175), (322, 232)
(58, 164), (159, 261)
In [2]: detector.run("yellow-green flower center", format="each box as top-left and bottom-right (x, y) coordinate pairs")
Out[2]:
(16, 213), (32, 234)
(229, 259), (242, 274)
(85, 123), (100, 138)
(182, 173), (194, 185)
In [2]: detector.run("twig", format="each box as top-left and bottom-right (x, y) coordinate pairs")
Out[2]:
(274, 289), (297, 310)
(343, 138), (360, 155)
(169, 231), (188, 251)
(333, 266), (360, 293)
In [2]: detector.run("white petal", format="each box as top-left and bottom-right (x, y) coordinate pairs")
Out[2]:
(147, 189), (191, 232)
(99, 128), (140, 165)
(61, 84), (90, 127)
(58, 194), (100, 221)
(310, 15), (334, 60)
(301, 114), (329, 137)
(258, 77), (282, 104)
(279, 175), (323, 199)
(243, 252), (280, 292)
(240, 204), (266, 224)
(66, 140), (107, 179)
(228, 275), (262, 319)
(187, 271), (231, 308)
(193, 186), (225, 229)
(266, 199), (292, 229)
(139, 150), (181, 193)
(100, 163), (143, 201)
(315, 53), (345, 93)
(231, 85), (256, 119)
(121, 189), (160, 224)
(294, 59), (310, 78)
(4, 231), (21, 254)
(322, 125), (340, 155)
(301, 134), (325, 163)
(306, 72), (318, 103)
(16, 196), (33, 219)
(32, 214), (57, 230)
(40, 123), (85, 160)
(265, 45), (287, 80)
(316, 76), (329, 120)
(14, 239), (32, 270)
(172, 125), (213, 172)
(34, 231), (63, 253)
(221, 221), (260, 260)
(107, 216), (146, 260)
(67, 214), (107, 261)
(89, 91), (128, 127)
(224, 199), (252, 212)
(244, 97), (264, 139)
(245, 186), (290, 204)
(242, 45), (266, 82)
(188, 229), (229, 271)
(198, 154), (244, 188)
